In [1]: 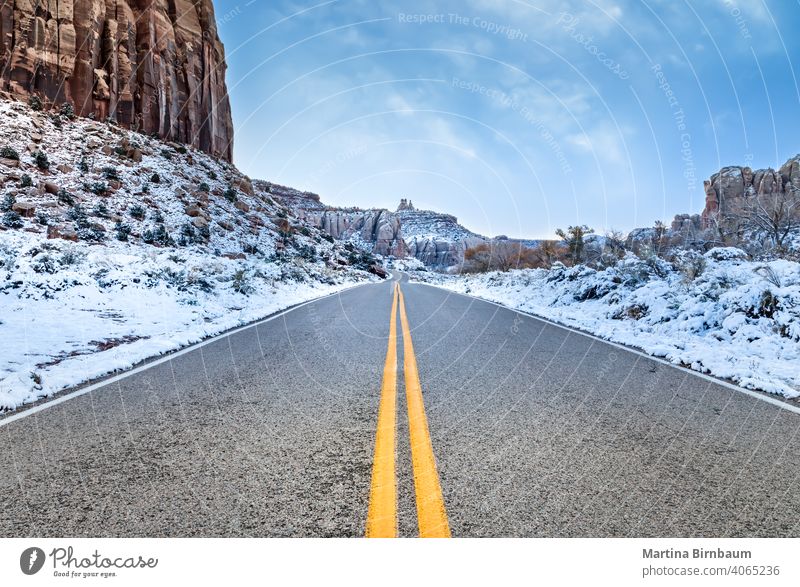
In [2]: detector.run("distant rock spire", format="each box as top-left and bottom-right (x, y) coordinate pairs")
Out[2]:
(397, 198), (415, 211)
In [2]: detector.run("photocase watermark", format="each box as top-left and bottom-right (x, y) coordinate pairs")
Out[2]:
(307, 143), (370, 185)
(556, 13), (630, 80)
(18, 545), (159, 579)
(397, 13), (528, 42)
(722, 0), (753, 41)
(20, 547), (46, 575)
(451, 77), (573, 175)
(652, 64), (697, 194)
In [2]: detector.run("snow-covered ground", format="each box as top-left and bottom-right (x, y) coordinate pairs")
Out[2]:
(0, 231), (374, 412)
(0, 98), (378, 412)
(410, 248), (800, 399)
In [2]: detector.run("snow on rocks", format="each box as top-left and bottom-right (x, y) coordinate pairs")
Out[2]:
(411, 249), (800, 399)
(0, 98), (378, 412)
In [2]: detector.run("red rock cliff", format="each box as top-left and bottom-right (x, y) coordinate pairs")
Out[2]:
(0, 0), (233, 160)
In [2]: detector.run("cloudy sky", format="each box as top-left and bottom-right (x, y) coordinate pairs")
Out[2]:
(216, 0), (800, 239)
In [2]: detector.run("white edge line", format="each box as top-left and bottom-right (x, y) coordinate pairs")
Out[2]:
(0, 279), (381, 428)
(411, 279), (800, 417)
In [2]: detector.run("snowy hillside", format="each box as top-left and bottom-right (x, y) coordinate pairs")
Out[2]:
(410, 248), (800, 399)
(0, 98), (379, 412)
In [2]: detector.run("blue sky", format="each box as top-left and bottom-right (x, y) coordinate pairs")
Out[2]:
(216, 0), (800, 239)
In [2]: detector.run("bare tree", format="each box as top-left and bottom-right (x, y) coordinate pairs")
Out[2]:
(531, 240), (561, 267)
(462, 244), (491, 273)
(742, 188), (800, 252)
(462, 241), (539, 272)
(652, 220), (668, 256)
(490, 241), (536, 271)
(599, 229), (627, 266)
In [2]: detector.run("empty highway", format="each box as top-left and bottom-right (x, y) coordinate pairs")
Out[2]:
(1, 274), (799, 537)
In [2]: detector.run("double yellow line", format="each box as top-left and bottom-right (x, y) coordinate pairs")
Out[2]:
(366, 282), (450, 538)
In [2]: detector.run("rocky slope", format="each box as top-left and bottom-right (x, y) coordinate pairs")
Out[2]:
(0, 98), (378, 411)
(0, 0), (233, 160)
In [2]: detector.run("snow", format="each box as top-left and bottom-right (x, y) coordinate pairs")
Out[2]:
(409, 250), (800, 399)
(0, 98), (378, 412)
(0, 231), (372, 412)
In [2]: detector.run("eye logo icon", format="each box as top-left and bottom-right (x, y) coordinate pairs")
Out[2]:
(20, 547), (46, 575)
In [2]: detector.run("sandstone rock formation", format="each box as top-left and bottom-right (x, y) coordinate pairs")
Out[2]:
(306, 208), (407, 258)
(397, 207), (487, 267)
(701, 155), (800, 227)
(0, 0), (233, 160)
(261, 181), (491, 267)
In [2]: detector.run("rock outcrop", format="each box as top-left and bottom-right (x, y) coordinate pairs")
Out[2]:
(262, 183), (490, 267)
(701, 155), (800, 227)
(0, 0), (233, 160)
(397, 207), (487, 267)
(302, 207), (407, 258)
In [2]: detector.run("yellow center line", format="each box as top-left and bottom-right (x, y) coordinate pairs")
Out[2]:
(366, 282), (399, 538)
(397, 283), (451, 538)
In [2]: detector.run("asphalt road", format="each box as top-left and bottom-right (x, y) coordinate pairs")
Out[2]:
(1, 273), (799, 537)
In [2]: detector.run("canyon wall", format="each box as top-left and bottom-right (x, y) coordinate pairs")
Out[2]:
(0, 0), (233, 160)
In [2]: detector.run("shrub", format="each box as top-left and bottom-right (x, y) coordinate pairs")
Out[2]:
(150, 172), (161, 184)
(674, 251), (706, 283)
(755, 265), (782, 288)
(0, 244), (17, 270)
(57, 188), (75, 206)
(297, 245), (317, 262)
(32, 254), (58, 274)
(51, 114), (63, 129)
(89, 181), (108, 196)
(78, 157), (89, 173)
(160, 149), (173, 160)
(751, 291), (779, 319)
(102, 166), (120, 181)
(20, 174), (33, 188)
(178, 223), (202, 246)
(0, 146), (20, 160)
(92, 202), (109, 218)
(175, 145), (187, 154)
(60, 102), (76, 120)
(0, 194), (14, 212)
(28, 95), (43, 111)
(33, 150), (49, 170)
(199, 182), (210, 192)
(36, 211), (49, 226)
(129, 204), (146, 220)
(151, 209), (164, 224)
(76, 223), (105, 242)
(66, 205), (87, 222)
(59, 247), (85, 266)
(224, 186), (237, 202)
(208, 170), (218, 181)
(2, 211), (24, 228)
(142, 224), (173, 246)
(231, 269), (254, 295)
(114, 221), (132, 242)
(612, 304), (649, 321)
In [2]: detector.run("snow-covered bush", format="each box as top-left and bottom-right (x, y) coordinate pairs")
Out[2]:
(412, 247), (800, 398)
